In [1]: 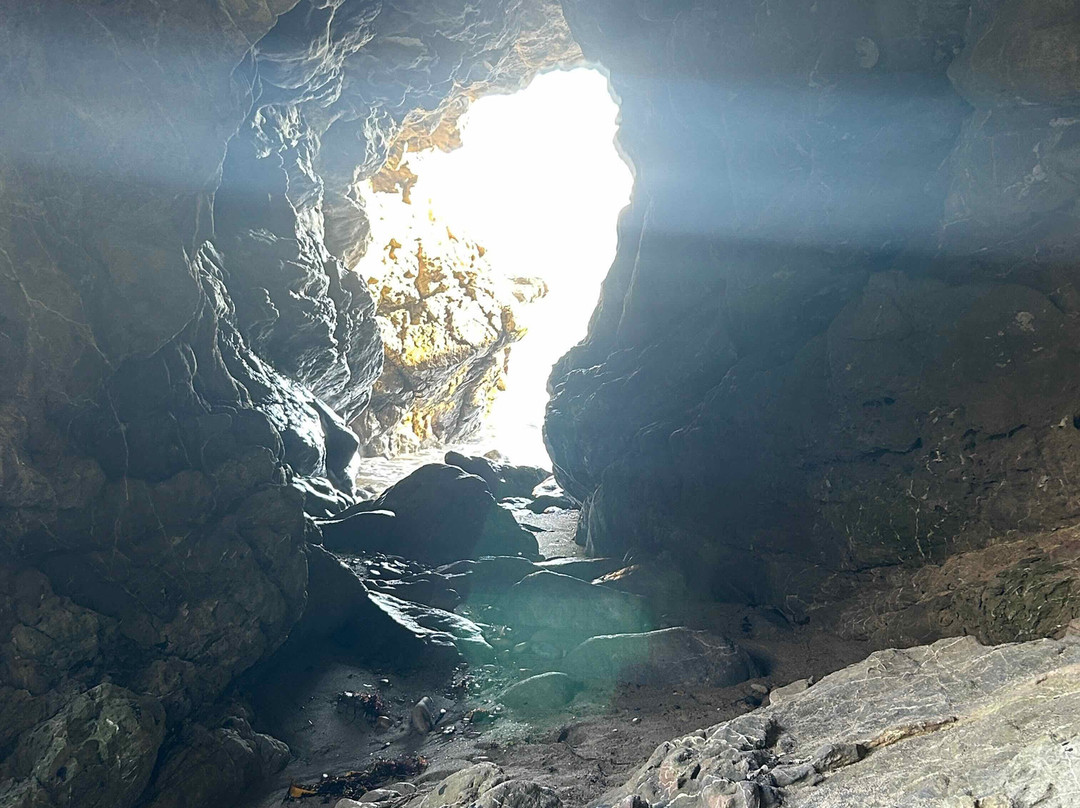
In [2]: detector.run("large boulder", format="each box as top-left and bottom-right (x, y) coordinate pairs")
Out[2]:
(445, 451), (552, 500)
(419, 763), (507, 808)
(437, 556), (541, 594)
(0, 684), (166, 808)
(501, 571), (652, 640)
(140, 717), (289, 808)
(500, 672), (580, 715)
(475, 781), (563, 808)
(284, 545), (465, 670)
(319, 464), (539, 564)
(562, 628), (758, 688)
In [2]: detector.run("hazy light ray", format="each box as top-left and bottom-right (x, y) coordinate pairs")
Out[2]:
(406, 68), (634, 466)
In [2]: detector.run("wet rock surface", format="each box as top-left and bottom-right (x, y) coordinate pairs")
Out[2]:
(502, 571), (653, 642)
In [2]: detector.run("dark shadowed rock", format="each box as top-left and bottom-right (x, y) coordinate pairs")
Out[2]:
(501, 571), (652, 640)
(287, 545), (463, 670)
(562, 628), (757, 688)
(329, 464), (539, 564)
(318, 510), (400, 555)
(526, 494), (576, 513)
(141, 716), (289, 808)
(0, 684), (165, 808)
(444, 451), (551, 499)
(437, 556), (541, 593)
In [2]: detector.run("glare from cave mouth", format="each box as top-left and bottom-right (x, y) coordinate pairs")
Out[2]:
(378, 68), (632, 467)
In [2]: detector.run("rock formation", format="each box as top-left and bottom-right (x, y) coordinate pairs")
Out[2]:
(350, 186), (547, 456)
(0, 2), (577, 806)
(546, 0), (1080, 616)
(599, 633), (1080, 808)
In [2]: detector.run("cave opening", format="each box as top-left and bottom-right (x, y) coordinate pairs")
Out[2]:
(351, 67), (633, 484)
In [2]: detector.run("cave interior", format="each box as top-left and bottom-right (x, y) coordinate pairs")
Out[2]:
(3, 1), (1080, 807)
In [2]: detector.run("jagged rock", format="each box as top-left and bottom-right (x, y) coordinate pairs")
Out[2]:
(350, 192), (548, 456)
(475, 781), (563, 808)
(500, 672), (580, 715)
(324, 464), (539, 564)
(501, 571), (652, 640)
(445, 452), (552, 500)
(140, 716), (289, 808)
(418, 762), (507, 808)
(562, 628), (757, 688)
(602, 635), (1080, 808)
(0, 684), (166, 808)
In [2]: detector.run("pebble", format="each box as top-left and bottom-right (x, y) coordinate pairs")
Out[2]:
(411, 697), (436, 733)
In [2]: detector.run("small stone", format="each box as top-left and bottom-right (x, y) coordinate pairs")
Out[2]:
(770, 762), (816, 787)
(811, 742), (863, 773)
(767, 678), (811, 706)
(749, 683), (769, 696)
(412, 697), (436, 733)
(376, 715), (392, 730)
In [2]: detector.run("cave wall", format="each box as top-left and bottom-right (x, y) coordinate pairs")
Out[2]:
(0, 2), (575, 806)
(547, 0), (1080, 609)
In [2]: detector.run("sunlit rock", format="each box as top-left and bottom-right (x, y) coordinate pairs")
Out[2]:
(350, 185), (548, 455)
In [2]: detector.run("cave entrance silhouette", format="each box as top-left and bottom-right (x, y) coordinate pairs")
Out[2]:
(369, 67), (633, 468)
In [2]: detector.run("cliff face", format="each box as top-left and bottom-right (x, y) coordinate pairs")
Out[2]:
(350, 187), (548, 457)
(546, 0), (1080, 612)
(0, 2), (574, 806)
